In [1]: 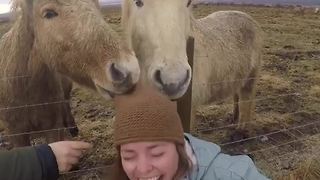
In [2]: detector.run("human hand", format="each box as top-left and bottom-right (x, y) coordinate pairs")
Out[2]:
(49, 141), (92, 173)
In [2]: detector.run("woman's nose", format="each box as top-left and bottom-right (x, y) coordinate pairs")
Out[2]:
(136, 157), (153, 174)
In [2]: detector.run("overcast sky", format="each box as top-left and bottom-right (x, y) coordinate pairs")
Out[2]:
(0, 0), (120, 4)
(0, 0), (121, 14)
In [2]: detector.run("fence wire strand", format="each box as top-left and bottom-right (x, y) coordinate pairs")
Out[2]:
(0, 100), (70, 112)
(0, 75), (31, 81)
(0, 126), (77, 138)
(60, 165), (109, 175)
(219, 118), (320, 147)
(198, 110), (309, 133)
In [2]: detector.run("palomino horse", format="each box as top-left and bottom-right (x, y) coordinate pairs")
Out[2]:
(0, 0), (140, 147)
(121, 0), (263, 138)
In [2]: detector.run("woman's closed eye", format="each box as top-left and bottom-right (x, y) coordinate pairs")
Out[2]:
(151, 152), (164, 158)
(121, 152), (137, 161)
(122, 155), (136, 161)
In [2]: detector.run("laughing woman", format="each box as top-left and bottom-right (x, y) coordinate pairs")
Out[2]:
(111, 85), (270, 180)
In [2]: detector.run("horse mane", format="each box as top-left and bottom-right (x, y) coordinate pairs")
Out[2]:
(0, 0), (35, 94)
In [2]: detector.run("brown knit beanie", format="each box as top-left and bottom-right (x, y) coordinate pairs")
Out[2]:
(113, 84), (185, 147)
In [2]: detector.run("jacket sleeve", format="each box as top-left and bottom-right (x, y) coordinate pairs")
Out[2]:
(206, 153), (271, 180)
(34, 144), (60, 180)
(0, 145), (59, 180)
(0, 146), (43, 180)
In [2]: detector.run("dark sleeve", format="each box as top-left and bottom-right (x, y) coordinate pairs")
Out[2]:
(34, 144), (60, 180)
(0, 146), (43, 180)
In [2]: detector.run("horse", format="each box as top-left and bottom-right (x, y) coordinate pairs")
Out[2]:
(121, 0), (263, 138)
(0, 0), (140, 147)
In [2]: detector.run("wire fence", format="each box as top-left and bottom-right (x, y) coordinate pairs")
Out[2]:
(0, 75), (31, 81)
(197, 109), (310, 132)
(0, 5), (319, 180)
(0, 60), (319, 179)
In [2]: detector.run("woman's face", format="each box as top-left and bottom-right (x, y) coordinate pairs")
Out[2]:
(120, 141), (179, 180)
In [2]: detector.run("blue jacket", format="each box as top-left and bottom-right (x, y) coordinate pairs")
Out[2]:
(185, 133), (271, 180)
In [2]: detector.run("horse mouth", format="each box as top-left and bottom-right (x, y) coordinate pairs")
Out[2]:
(95, 83), (136, 99)
(160, 71), (191, 99)
(95, 84), (116, 98)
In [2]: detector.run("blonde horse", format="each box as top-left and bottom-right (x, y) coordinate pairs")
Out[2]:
(0, 0), (140, 147)
(122, 0), (263, 138)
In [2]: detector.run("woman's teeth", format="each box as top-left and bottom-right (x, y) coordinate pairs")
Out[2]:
(139, 176), (160, 180)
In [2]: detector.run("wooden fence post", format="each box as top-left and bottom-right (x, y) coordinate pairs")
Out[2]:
(177, 36), (194, 133)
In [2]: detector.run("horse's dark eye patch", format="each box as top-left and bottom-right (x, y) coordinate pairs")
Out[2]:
(187, 0), (192, 7)
(134, 0), (144, 7)
(44, 9), (58, 19)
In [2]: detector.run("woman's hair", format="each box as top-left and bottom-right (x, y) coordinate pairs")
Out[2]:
(110, 143), (193, 180)
(173, 143), (193, 180)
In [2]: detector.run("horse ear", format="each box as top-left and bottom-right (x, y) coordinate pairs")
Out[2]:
(187, 0), (192, 7)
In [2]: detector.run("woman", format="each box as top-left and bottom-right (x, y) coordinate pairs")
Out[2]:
(112, 84), (270, 180)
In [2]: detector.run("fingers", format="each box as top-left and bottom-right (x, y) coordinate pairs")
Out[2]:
(68, 141), (93, 150)
(59, 164), (73, 173)
(49, 141), (93, 173)
(68, 149), (83, 158)
(66, 156), (80, 165)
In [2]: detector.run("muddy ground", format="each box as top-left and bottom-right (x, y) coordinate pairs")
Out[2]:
(0, 4), (320, 180)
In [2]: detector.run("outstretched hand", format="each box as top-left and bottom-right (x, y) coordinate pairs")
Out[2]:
(49, 141), (92, 173)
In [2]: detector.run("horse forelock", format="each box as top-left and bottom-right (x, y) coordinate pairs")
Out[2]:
(10, 0), (34, 23)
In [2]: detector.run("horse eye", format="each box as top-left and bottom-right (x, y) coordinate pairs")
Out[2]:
(44, 9), (58, 19)
(134, 0), (144, 7)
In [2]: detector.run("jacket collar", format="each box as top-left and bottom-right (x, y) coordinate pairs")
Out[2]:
(184, 133), (221, 180)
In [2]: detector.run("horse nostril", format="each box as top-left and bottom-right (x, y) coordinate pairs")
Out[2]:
(154, 69), (164, 86)
(152, 69), (190, 97)
(110, 63), (126, 82)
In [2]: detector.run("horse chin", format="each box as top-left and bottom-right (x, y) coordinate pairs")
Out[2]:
(95, 84), (115, 99)
(168, 88), (188, 100)
(158, 85), (188, 101)
(95, 83), (137, 99)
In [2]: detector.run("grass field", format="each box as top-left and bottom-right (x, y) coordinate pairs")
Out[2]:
(0, 4), (320, 179)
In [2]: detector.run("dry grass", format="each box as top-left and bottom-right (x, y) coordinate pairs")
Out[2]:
(1, 4), (320, 179)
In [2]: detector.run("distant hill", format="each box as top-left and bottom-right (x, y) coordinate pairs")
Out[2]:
(0, 12), (10, 22)
(196, 0), (320, 6)
(99, 0), (120, 6)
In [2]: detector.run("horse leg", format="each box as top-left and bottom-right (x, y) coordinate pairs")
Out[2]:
(62, 102), (78, 137)
(61, 76), (79, 137)
(8, 128), (31, 147)
(45, 127), (65, 144)
(45, 115), (66, 143)
(229, 70), (257, 141)
(231, 93), (240, 124)
(238, 71), (257, 130)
